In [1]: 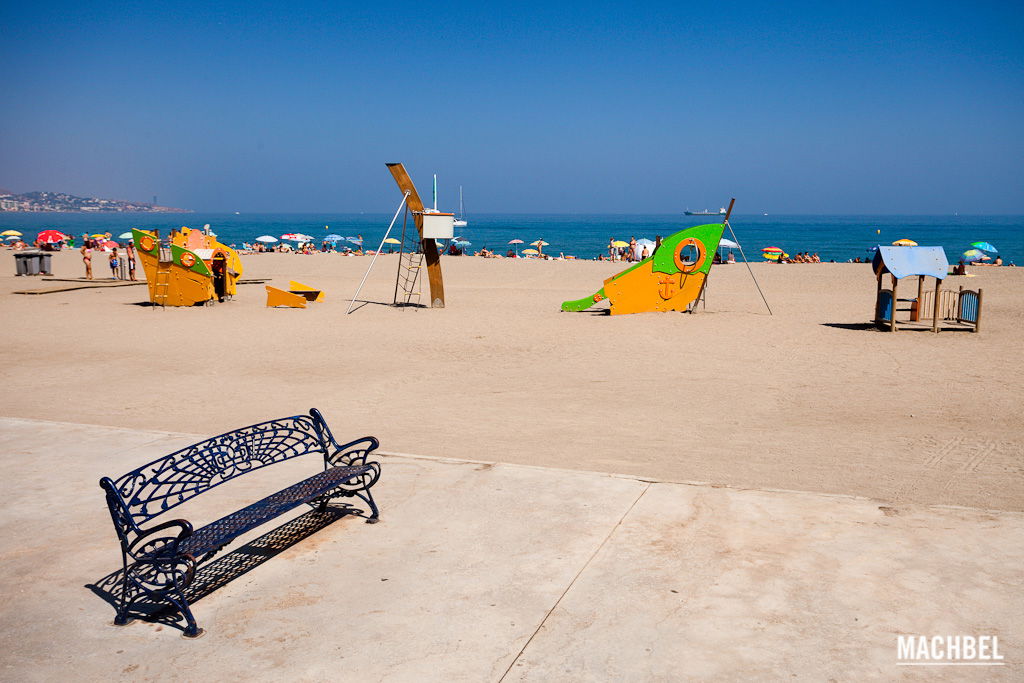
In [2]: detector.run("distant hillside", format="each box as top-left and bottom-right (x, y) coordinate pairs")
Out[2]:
(0, 190), (190, 213)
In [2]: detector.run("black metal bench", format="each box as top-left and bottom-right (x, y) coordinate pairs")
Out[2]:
(99, 408), (381, 638)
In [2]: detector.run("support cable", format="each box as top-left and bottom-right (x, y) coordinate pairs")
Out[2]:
(346, 191), (410, 314)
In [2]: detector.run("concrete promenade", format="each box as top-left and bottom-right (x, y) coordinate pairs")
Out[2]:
(0, 418), (1020, 680)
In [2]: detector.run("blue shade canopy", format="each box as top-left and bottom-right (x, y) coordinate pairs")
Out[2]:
(872, 246), (949, 279)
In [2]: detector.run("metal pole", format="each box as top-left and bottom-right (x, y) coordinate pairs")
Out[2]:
(724, 216), (773, 316)
(347, 192), (409, 314)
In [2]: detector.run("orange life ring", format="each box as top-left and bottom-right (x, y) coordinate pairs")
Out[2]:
(139, 235), (156, 252)
(673, 237), (706, 274)
(179, 252), (196, 268)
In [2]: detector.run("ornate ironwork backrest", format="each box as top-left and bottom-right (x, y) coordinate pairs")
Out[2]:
(108, 414), (328, 526)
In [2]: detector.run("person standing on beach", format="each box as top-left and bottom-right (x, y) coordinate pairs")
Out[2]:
(608, 238), (616, 261)
(125, 241), (137, 280)
(108, 247), (120, 280)
(81, 240), (93, 280)
(629, 236), (638, 262)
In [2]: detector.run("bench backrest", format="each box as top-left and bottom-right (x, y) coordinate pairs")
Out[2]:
(101, 411), (332, 534)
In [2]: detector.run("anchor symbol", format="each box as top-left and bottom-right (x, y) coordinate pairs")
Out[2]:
(657, 273), (680, 300)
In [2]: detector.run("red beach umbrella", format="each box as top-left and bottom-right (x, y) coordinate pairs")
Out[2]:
(37, 230), (68, 243)
(762, 246), (784, 254)
(100, 240), (119, 251)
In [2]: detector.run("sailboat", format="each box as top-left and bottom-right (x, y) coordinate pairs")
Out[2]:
(454, 186), (468, 228)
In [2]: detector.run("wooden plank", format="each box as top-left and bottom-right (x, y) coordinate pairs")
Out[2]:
(14, 281), (148, 295)
(387, 163), (445, 308)
(974, 288), (983, 333)
(890, 275), (898, 332)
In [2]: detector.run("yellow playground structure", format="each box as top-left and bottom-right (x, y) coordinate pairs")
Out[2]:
(132, 227), (243, 306)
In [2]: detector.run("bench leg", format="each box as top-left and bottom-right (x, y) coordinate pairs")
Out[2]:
(164, 579), (204, 639)
(352, 488), (380, 524)
(113, 552), (135, 626)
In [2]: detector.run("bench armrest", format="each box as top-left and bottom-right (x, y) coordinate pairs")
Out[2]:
(126, 518), (194, 561)
(326, 436), (379, 468)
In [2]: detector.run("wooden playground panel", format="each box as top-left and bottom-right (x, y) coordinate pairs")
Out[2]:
(266, 280), (325, 308)
(875, 278), (982, 333)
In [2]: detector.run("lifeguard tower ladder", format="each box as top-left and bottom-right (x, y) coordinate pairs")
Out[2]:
(393, 207), (424, 307)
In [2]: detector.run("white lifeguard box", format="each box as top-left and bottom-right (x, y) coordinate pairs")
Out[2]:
(421, 212), (455, 239)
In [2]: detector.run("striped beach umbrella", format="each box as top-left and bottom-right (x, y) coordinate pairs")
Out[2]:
(892, 238), (917, 246)
(961, 249), (988, 263)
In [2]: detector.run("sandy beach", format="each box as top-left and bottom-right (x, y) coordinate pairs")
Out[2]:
(2, 249), (1021, 511)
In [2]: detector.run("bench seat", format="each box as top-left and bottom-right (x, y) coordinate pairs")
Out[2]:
(179, 464), (374, 558)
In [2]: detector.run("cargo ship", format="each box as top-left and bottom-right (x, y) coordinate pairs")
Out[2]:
(684, 207), (727, 216)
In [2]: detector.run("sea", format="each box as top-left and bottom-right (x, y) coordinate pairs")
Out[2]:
(4, 213), (1022, 265)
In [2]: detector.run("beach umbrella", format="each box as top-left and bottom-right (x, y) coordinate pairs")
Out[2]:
(719, 238), (740, 249)
(508, 239), (524, 244)
(37, 230), (67, 243)
(1, 230), (22, 236)
(281, 233), (313, 242)
(961, 249), (986, 263)
(762, 246), (784, 254)
(612, 240), (629, 248)
(118, 232), (134, 239)
(323, 234), (343, 241)
(971, 241), (998, 253)
(892, 238), (917, 246)
(90, 233), (107, 239)
(531, 240), (549, 247)
(100, 240), (119, 251)
(763, 251), (789, 261)
(383, 237), (401, 245)
(255, 235), (278, 243)
(5, 235), (20, 241)
(522, 248), (538, 255)
(637, 238), (656, 247)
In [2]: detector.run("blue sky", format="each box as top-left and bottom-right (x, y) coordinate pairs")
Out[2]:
(1, 0), (1021, 213)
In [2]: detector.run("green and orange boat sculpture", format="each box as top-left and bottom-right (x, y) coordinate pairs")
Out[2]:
(561, 222), (726, 315)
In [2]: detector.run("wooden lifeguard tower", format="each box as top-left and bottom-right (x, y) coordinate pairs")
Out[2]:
(387, 163), (449, 308)
(872, 246), (982, 332)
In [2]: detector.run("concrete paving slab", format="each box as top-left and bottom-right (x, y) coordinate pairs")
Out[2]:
(509, 483), (1024, 681)
(0, 418), (1021, 681)
(0, 418), (646, 681)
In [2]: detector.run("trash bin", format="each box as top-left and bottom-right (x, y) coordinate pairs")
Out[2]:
(40, 253), (53, 275)
(15, 252), (41, 276)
